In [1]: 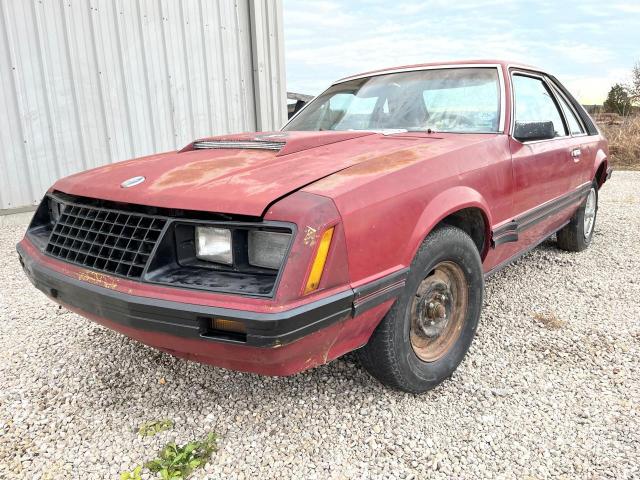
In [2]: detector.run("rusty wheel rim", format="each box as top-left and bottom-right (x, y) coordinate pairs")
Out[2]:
(409, 261), (468, 362)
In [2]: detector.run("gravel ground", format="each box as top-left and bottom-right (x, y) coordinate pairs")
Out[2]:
(1, 172), (639, 480)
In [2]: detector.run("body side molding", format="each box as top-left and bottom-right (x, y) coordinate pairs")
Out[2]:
(490, 181), (591, 247)
(352, 268), (410, 315)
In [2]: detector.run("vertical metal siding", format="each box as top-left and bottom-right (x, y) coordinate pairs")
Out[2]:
(0, 0), (285, 211)
(249, 0), (287, 131)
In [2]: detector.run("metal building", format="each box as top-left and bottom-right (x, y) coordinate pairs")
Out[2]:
(0, 0), (286, 212)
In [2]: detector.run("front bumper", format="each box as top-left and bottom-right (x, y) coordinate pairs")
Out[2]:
(17, 240), (407, 375)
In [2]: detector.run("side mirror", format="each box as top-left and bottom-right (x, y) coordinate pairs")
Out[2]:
(513, 121), (556, 142)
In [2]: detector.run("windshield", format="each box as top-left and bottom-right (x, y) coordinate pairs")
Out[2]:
(284, 67), (501, 133)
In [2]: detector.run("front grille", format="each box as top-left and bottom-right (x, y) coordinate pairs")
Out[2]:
(45, 204), (166, 279)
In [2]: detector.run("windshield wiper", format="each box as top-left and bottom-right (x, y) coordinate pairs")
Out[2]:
(364, 129), (408, 135)
(405, 127), (436, 133)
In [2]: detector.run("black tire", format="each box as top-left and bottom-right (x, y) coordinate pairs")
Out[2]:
(357, 225), (484, 393)
(557, 182), (598, 252)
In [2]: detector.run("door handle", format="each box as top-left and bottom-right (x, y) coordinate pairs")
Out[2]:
(571, 148), (581, 161)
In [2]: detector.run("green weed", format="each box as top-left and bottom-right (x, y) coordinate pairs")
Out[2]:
(138, 419), (174, 437)
(119, 431), (217, 480)
(145, 432), (218, 480)
(119, 466), (142, 480)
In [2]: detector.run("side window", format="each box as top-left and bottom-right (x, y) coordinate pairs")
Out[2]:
(555, 90), (585, 135)
(512, 74), (567, 138)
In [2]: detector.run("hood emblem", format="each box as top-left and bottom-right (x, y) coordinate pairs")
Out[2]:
(120, 176), (145, 188)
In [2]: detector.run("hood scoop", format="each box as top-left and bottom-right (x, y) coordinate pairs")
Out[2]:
(193, 140), (285, 151)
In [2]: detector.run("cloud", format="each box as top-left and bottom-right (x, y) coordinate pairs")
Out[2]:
(561, 68), (631, 104)
(283, 0), (639, 100)
(283, 1), (358, 28)
(613, 2), (640, 13)
(547, 43), (615, 65)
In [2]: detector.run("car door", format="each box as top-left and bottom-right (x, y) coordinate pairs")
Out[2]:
(508, 71), (576, 247)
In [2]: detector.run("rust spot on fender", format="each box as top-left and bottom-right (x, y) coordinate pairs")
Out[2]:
(310, 147), (424, 191)
(342, 148), (420, 175)
(78, 270), (118, 290)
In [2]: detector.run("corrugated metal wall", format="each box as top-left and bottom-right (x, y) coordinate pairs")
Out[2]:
(0, 0), (286, 211)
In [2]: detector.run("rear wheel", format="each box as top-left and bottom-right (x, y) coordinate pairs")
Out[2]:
(557, 182), (598, 252)
(357, 225), (483, 393)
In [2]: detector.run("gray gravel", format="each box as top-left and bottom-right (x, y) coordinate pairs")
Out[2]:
(1, 172), (639, 480)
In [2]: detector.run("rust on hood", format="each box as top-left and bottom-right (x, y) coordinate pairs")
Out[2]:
(149, 154), (257, 190)
(51, 131), (389, 216)
(50, 131), (489, 217)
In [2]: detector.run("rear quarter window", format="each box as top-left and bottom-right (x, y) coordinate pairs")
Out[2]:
(555, 90), (585, 135)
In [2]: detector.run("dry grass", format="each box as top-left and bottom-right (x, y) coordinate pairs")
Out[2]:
(595, 114), (640, 170)
(533, 312), (566, 330)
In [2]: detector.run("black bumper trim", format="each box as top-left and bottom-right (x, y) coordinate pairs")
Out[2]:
(18, 244), (407, 348)
(18, 243), (353, 347)
(352, 268), (409, 315)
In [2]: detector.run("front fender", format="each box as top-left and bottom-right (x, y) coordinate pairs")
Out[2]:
(406, 186), (492, 262)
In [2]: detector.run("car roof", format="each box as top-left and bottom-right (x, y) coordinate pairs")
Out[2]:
(334, 59), (543, 84)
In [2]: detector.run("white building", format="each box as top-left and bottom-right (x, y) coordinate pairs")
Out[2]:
(0, 0), (286, 212)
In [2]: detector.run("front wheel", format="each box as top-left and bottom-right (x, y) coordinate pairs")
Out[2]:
(557, 182), (598, 252)
(357, 225), (484, 393)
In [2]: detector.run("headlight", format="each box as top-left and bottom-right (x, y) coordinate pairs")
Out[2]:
(196, 227), (233, 265)
(248, 230), (290, 269)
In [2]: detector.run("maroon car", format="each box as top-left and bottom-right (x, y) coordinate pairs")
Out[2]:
(18, 60), (610, 393)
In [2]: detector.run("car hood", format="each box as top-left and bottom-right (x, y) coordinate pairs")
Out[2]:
(52, 130), (489, 217)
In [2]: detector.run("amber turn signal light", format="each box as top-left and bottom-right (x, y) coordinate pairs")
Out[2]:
(212, 318), (246, 334)
(304, 227), (334, 295)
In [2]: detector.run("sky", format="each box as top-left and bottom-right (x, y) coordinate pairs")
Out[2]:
(283, 0), (640, 104)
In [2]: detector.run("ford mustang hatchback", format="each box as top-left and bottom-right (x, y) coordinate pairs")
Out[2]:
(18, 60), (611, 393)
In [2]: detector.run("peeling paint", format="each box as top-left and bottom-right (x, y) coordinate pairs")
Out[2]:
(340, 148), (421, 175)
(308, 147), (425, 192)
(303, 226), (317, 246)
(150, 155), (254, 190)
